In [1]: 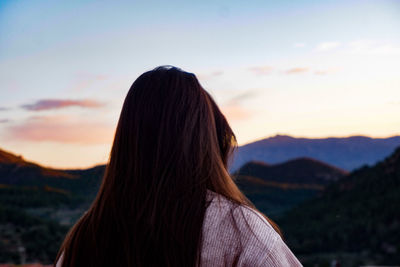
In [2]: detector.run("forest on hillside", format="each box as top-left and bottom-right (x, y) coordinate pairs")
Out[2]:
(0, 147), (399, 266)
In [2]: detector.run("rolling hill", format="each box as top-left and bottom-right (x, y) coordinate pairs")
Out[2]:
(0, 148), (105, 264)
(277, 146), (400, 266)
(233, 158), (347, 217)
(0, 148), (104, 196)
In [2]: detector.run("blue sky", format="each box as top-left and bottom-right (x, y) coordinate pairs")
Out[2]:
(0, 0), (399, 168)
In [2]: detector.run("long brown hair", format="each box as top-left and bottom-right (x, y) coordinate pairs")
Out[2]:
(55, 66), (280, 267)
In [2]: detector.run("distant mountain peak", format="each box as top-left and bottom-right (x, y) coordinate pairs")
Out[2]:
(231, 135), (400, 172)
(269, 134), (294, 141)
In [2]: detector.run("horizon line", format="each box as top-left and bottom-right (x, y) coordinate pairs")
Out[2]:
(1, 132), (400, 170)
(240, 132), (400, 146)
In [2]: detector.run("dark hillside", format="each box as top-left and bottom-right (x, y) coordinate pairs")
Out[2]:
(278, 147), (400, 265)
(233, 158), (347, 217)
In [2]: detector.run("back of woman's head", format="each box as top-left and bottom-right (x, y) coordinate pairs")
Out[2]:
(111, 66), (238, 198)
(55, 66), (264, 267)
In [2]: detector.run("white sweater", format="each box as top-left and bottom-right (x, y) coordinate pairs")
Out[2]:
(56, 191), (302, 266)
(201, 190), (302, 266)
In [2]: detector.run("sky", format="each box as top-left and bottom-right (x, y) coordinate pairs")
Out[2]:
(0, 0), (400, 168)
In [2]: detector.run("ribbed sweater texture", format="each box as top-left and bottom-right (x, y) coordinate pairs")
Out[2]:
(201, 190), (302, 266)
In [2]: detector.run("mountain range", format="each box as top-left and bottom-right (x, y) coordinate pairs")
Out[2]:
(230, 134), (400, 172)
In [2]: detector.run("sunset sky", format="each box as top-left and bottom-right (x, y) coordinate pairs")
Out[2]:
(1, 0), (400, 168)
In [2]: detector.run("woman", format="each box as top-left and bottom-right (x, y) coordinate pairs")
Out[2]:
(55, 66), (302, 267)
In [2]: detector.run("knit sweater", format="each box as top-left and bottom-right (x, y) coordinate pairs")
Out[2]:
(201, 190), (302, 266)
(56, 190), (302, 266)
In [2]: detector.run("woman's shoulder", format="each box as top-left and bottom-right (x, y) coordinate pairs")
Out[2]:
(204, 190), (280, 247)
(202, 190), (302, 266)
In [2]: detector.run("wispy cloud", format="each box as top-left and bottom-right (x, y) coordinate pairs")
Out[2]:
(6, 115), (114, 144)
(229, 90), (258, 103)
(315, 40), (400, 55)
(348, 40), (400, 55)
(248, 66), (273, 75)
(0, 107), (10, 111)
(314, 68), (340, 75)
(285, 67), (309, 74)
(317, 42), (341, 51)
(294, 43), (306, 48)
(0, 119), (10, 123)
(21, 99), (105, 111)
(197, 71), (224, 80)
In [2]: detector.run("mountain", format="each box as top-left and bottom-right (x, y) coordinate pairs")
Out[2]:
(0, 148), (104, 196)
(235, 157), (347, 185)
(0, 149), (76, 182)
(233, 158), (347, 217)
(230, 134), (400, 172)
(277, 146), (400, 266)
(0, 148), (105, 264)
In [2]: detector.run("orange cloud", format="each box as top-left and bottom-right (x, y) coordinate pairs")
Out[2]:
(314, 68), (340, 75)
(248, 66), (273, 75)
(6, 115), (114, 144)
(285, 67), (309, 74)
(21, 99), (105, 111)
(314, 70), (329, 75)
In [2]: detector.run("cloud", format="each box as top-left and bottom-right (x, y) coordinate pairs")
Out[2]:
(294, 43), (306, 48)
(317, 42), (341, 51)
(314, 70), (329, 75)
(348, 40), (400, 55)
(21, 99), (105, 111)
(5, 115), (114, 144)
(197, 71), (224, 80)
(0, 119), (10, 123)
(0, 107), (10, 111)
(285, 67), (309, 74)
(229, 91), (258, 103)
(248, 66), (273, 75)
(314, 68), (340, 75)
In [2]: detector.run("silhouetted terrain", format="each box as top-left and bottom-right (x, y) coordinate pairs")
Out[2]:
(0, 148), (104, 263)
(231, 134), (400, 172)
(1, 144), (399, 266)
(233, 158), (347, 217)
(278, 146), (400, 266)
(0, 148), (104, 195)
